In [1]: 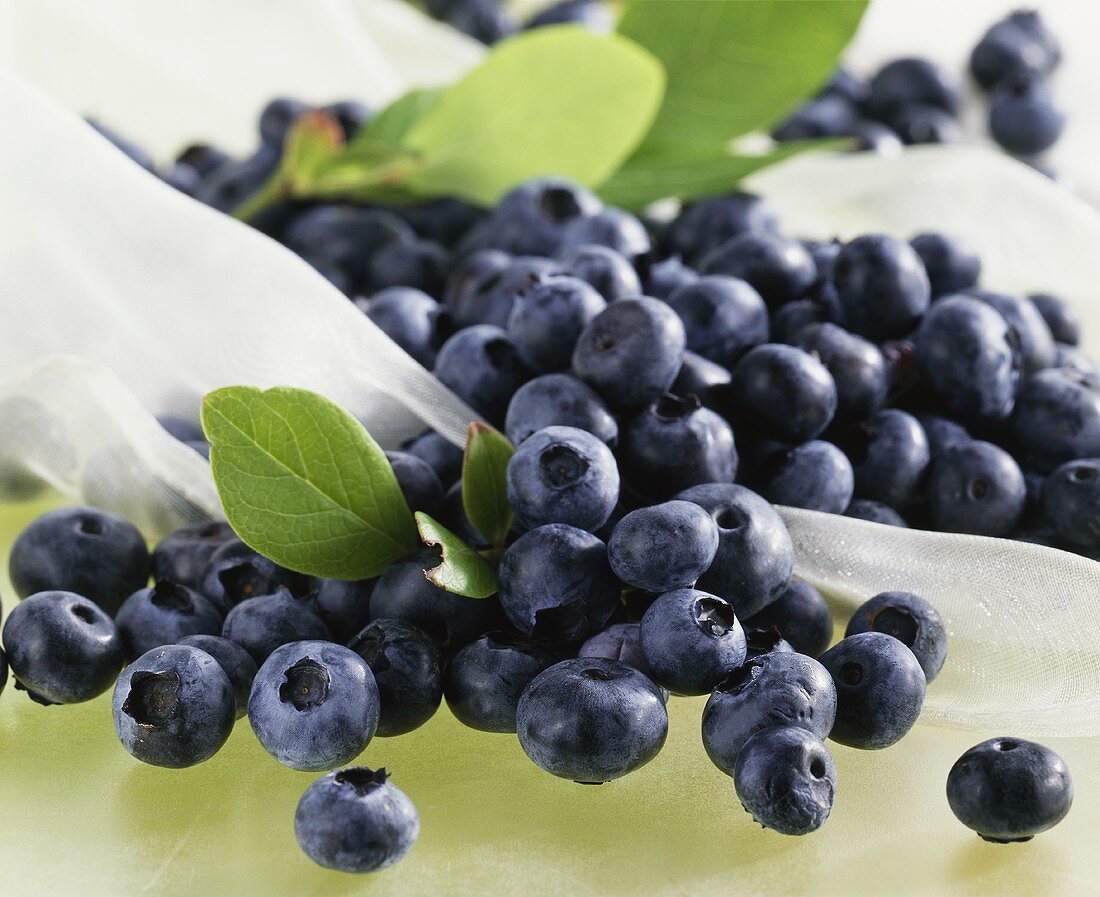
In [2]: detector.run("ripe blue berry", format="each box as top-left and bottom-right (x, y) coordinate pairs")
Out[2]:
(845, 499), (908, 527)
(507, 275), (606, 373)
(725, 344), (837, 443)
(969, 10), (1061, 90)
(968, 289), (1056, 375)
(761, 440), (854, 515)
(357, 287), (451, 368)
(1010, 369), (1100, 471)
(505, 374), (618, 447)
(222, 587), (330, 664)
(1028, 292), (1079, 346)
(845, 590), (947, 682)
(795, 323), (888, 421)
(849, 409), (930, 510)
(177, 634), (258, 719)
(744, 578), (833, 659)
(672, 351), (733, 403)
(484, 178), (601, 257)
(609, 501), (718, 593)
(557, 207), (650, 262)
(386, 450), (445, 517)
(700, 233), (816, 307)
(116, 581), (223, 658)
(559, 244), (641, 302)
(865, 57), (959, 122)
(988, 74), (1065, 156)
(667, 275), (769, 369)
(347, 620), (443, 736)
(578, 622), (657, 681)
(926, 441), (1026, 537)
(833, 234), (931, 341)
(199, 539), (285, 615)
(433, 325), (531, 425)
(1040, 458), (1100, 548)
(151, 521), (235, 590)
(666, 192), (779, 264)
(403, 430), (464, 488)
(909, 232), (981, 297)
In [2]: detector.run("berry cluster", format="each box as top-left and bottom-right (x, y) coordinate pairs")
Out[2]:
(774, 8), (1066, 167)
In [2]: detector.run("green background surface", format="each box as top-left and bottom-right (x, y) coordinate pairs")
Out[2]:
(0, 496), (1096, 897)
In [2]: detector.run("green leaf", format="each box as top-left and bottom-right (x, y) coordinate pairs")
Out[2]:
(415, 513), (499, 598)
(399, 26), (666, 203)
(618, 0), (867, 146)
(461, 422), (514, 546)
(598, 139), (843, 208)
(201, 386), (418, 579)
(358, 88), (443, 149)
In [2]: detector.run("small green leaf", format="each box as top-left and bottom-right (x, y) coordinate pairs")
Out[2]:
(598, 139), (843, 208)
(399, 26), (665, 203)
(415, 513), (499, 598)
(461, 422), (514, 546)
(618, 0), (867, 146)
(202, 386), (418, 579)
(358, 88), (443, 149)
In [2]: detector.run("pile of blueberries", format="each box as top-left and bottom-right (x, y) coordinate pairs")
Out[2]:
(774, 8), (1067, 166)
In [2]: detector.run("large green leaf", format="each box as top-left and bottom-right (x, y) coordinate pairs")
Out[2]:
(618, 0), (868, 147)
(461, 422), (514, 546)
(358, 88), (443, 149)
(201, 386), (418, 579)
(416, 512), (499, 598)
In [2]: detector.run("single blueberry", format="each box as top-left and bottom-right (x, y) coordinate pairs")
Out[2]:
(402, 430), (464, 488)
(295, 767), (419, 873)
(645, 256), (700, 300)
(667, 275), (769, 369)
(367, 238), (449, 296)
(676, 483), (795, 618)
(702, 651), (837, 775)
(517, 658), (668, 783)
(969, 10), (1061, 90)
(443, 631), (553, 733)
(744, 578), (833, 658)
(620, 394), (737, 500)
(926, 441), (1026, 537)
(177, 634), (258, 719)
(700, 233), (816, 308)
(442, 249), (513, 328)
(394, 197), (487, 249)
(116, 581), (223, 658)
(734, 726), (837, 836)
(504, 374), (618, 448)
(508, 275), (606, 373)
(248, 640), (380, 771)
(175, 142), (230, 178)
(557, 207), (651, 262)
(9, 506), (150, 615)
(1040, 458), (1100, 548)
(865, 57), (960, 122)
(909, 232), (981, 297)
(434, 325), (532, 425)
(761, 440), (854, 515)
(357, 287), (452, 368)
(572, 297), (687, 411)
(671, 351), (733, 404)
(967, 288), (1056, 375)
(283, 206), (414, 288)
(578, 622), (657, 681)
(385, 450), (445, 517)
(771, 95), (860, 141)
(833, 234), (931, 341)
(989, 74), (1066, 156)
(198, 539), (286, 615)
(1028, 292), (1079, 346)
(1010, 368), (1100, 471)
(846, 409), (930, 510)
(558, 245), (642, 302)
(845, 499), (908, 527)
(113, 644), (235, 767)
(505, 426), (620, 532)
(258, 97), (311, 146)
(771, 300), (829, 345)
(796, 322), (888, 421)
(456, 255), (562, 329)
(915, 414), (972, 458)
(498, 523), (619, 640)
(222, 587), (331, 663)
(312, 577), (375, 644)
(819, 631), (926, 749)
(347, 619), (443, 736)
(891, 103), (962, 145)
(666, 193), (780, 265)
(846, 590), (947, 682)
(151, 520), (235, 590)
(483, 177), (602, 256)
(609, 501), (719, 594)
(3, 591), (124, 705)
(640, 588), (746, 696)
(947, 738), (1072, 842)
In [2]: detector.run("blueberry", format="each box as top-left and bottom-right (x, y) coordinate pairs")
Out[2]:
(457, 255), (562, 329)
(725, 344), (837, 443)
(484, 178), (602, 256)
(916, 295), (1021, 423)
(367, 238), (449, 296)
(434, 325), (532, 425)
(761, 440), (854, 515)
(284, 207), (413, 288)
(177, 634), (258, 719)
(222, 587), (330, 663)
(671, 351), (733, 403)
(525, 0), (614, 32)
(968, 288), (1056, 374)
(113, 644), (235, 767)
(385, 450), (445, 517)
(312, 578), (375, 644)
(193, 148), (279, 213)
(504, 374), (618, 448)
(989, 74), (1065, 155)
(926, 441), (1026, 537)
(865, 58), (959, 122)
(578, 622), (656, 680)
(845, 590), (947, 682)
(947, 738), (1072, 842)
(970, 10), (1061, 90)
(442, 249), (514, 328)
(666, 193), (780, 264)
(151, 521), (235, 590)
(508, 275), (606, 373)
(3, 591), (124, 704)
(394, 198), (487, 248)
(248, 640), (379, 771)
(295, 767), (419, 872)
(517, 658), (667, 782)
(700, 233), (816, 308)
(795, 323), (887, 422)
(640, 589), (746, 695)
(909, 232), (981, 297)
(9, 506), (150, 615)
(675, 483), (795, 618)
(199, 539), (285, 614)
(1010, 369), (1100, 471)
(505, 425), (619, 532)
(258, 97), (311, 146)
(848, 409), (930, 510)
(609, 501), (719, 593)
(833, 234), (931, 341)
(498, 524), (619, 640)
(557, 208), (651, 262)
(891, 103), (962, 145)
(744, 578), (833, 658)
(667, 275), (769, 369)
(916, 414), (972, 458)
(1040, 458), (1100, 548)
(347, 619), (443, 736)
(733, 726), (837, 835)
(369, 547), (507, 654)
(402, 430), (464, 488)
(845, 499), (908, 527)
(819, 631), (926, 749)
(645, 256), (699, 300)
(357, 287), (452, 367)
(771, 95), (860, 141)
(116, 581), (223, 658)
(620, 394), (737, 500)
(321, 100), (373, 139)
(572, 297), (686, 410)
(175, 142), (231, 178)
(772, 299), (829, 345)
(558, 245), (642, 302)
(702, 651), (837, 775)
(1028, 292), (1079, 346)
(443, 631), (553, 732)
